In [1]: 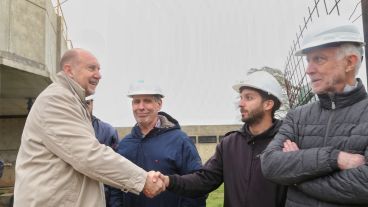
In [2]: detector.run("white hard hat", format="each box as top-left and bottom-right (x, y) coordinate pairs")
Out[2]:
(295, 15), (364, 56)
(127, 80), (164, 98)
(232, 71), (283, 103)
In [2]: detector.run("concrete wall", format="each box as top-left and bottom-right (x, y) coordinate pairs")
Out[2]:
(0, 118), (25, 187)
(0, 0), (65, 77)
(0, 0), (70, 116)
(0, 0), (10, 52)
(183, 124), (241, 161)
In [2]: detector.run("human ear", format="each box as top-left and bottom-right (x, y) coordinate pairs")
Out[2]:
(63, 64), (74, 78)
(158, 100), (163, 110)
(263, 100), (274, 111)
(345, 54), (358, 73)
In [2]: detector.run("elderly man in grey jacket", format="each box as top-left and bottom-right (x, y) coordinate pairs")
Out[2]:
(14, 48), (165, 207)
(261, 16), (368, 207)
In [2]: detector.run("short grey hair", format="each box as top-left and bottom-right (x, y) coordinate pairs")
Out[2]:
(152, 95), (162, 103)
(337, 43), (364, 75)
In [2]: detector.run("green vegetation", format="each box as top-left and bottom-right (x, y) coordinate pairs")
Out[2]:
(206, 184), (224, 207)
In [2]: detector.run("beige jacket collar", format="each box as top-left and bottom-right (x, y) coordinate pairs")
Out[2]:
(56, 71), (87, 104)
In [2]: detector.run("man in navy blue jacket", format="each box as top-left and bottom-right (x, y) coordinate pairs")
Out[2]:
(86, 96), (119, 150)
(86, 96), (119, 207)
(109, 80), (205, 207)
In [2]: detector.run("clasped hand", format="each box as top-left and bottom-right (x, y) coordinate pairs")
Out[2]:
(142, 171), (167, 198)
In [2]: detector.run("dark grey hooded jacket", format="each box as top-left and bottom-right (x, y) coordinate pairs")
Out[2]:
(261, 78), (368, 207)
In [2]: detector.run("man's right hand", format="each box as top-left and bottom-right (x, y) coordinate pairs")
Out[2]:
(337, 151), (366, 170)
(142, 171), (166, 198)
(159, 174), (170, 187)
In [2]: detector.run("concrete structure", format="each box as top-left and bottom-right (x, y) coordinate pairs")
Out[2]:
(0, 0), (70, 117)
(0, 0), (70, 205)
(117, 124), (242, 162)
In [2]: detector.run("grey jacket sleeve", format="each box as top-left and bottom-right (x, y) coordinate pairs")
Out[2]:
(296, 162), (368, 204)
(261, 109), (339, 185)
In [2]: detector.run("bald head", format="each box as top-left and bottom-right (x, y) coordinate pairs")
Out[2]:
(60, 48), (101, 96)
(60, 48), (92, 70)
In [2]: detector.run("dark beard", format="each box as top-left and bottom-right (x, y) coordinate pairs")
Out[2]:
(241, 107), (265, 125)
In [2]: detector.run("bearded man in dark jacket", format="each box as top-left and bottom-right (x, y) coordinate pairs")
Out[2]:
(160, 71), (287, 207)
(261, 16), (368, 207)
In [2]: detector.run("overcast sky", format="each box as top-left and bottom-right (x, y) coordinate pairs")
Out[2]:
(55, 0), (365, 127)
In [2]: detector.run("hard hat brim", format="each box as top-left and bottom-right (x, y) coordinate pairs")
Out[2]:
(232, 83), (282, 104)
(295, 41), (365, 56)
(127, 91), (164, 98)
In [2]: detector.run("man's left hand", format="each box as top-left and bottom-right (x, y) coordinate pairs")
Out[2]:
(283, 139), (299, 152)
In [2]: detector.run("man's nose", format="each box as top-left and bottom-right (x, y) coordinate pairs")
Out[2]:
(94, 70), (102, 79)
(239, 99), (246, 107)
(306, 62), (315, 75)
(137, 102), (145, 109)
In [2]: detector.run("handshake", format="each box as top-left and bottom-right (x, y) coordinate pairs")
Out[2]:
(142, 171), (170, 198)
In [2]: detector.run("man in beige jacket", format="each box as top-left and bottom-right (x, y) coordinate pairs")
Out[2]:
(14, 48), (165, 207)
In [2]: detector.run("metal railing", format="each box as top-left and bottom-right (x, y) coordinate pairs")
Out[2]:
(54, 0), (73, 49)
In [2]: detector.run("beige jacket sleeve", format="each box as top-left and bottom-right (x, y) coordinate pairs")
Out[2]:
(38, 90), (147, 195)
